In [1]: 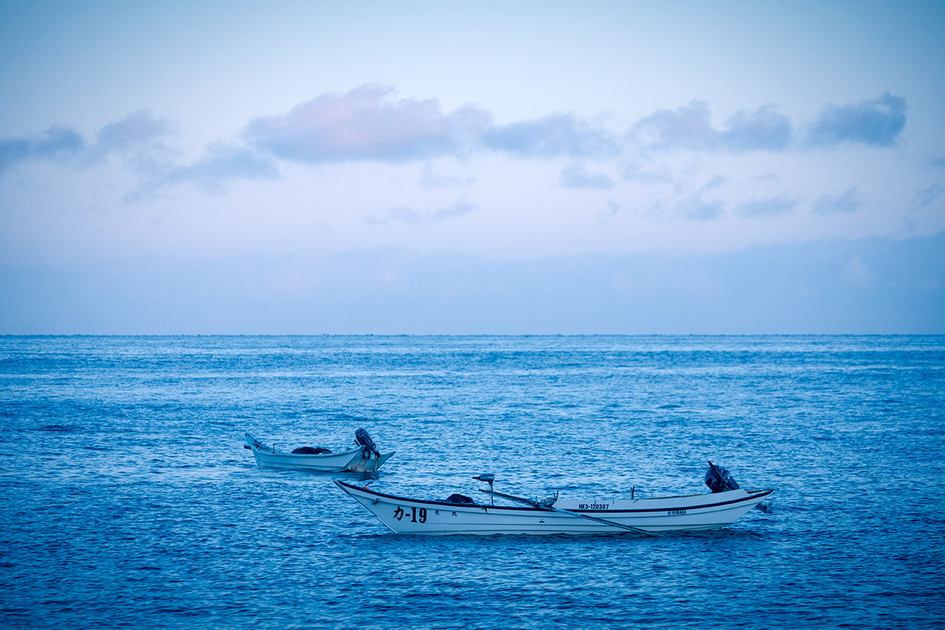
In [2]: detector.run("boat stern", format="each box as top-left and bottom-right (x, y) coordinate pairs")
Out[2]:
(346, 451), (395, 472)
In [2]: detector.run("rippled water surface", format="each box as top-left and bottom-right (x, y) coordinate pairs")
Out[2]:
(1, 335), (943, 629)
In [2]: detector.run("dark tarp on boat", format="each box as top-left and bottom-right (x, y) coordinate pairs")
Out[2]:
(444, 493), (475, 504)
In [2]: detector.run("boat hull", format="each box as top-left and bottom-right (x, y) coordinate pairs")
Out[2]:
(245, 434), (393, 472)
(334, 481), (773, 535)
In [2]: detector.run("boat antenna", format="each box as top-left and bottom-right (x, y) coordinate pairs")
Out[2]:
(473, 474), (495, 505)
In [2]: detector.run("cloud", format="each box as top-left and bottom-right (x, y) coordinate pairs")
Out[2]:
(632, 101), (792, 153)
(633, 94), (904, 153)
(752, 172), (779, 183)
(598, 199), (621, 221)
(139, 144), (278, 196)
(735, 195), (799, 218)
(245, 89), (900, 167)
(429, 196), (477, 221)
(368, 196), (477, 225)
(418, 163), (475, 189)
(246, 85), (623, 165)
(718, 106), (792, 152)
(0, 112), (173, 177)
(246, 84), (487, 163)
(559, 163), (615, 189)
(914, 183), (944, 209)
(621, 160), (670, 184)
(674, 193), (725, 221)
(0, 125), (86, 173)
(702, 175), (727, 191)
(0, 89), (911, 197)
(5, 231), (943, 334)
(813, 188), (862, 215)
(481, 113), (620, 159)
(633, 100), (714, 151)
(660, 178), (732, 221)
(89, 110), (174, 160)
(804, 92), (906, 148)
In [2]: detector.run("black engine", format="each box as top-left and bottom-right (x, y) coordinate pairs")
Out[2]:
(705, 461), (741, 493)
(355, 428), (380, 456)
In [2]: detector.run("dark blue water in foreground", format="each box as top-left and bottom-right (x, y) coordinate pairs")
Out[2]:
(1, 336), (943, 629)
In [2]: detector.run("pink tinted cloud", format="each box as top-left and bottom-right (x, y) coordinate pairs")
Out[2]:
(246, 85), (483, 163)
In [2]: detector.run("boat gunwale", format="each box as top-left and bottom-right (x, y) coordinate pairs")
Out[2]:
(248, 443), (364, 459)
(245, 432), (366, 460)
(335, 480), (773, 514)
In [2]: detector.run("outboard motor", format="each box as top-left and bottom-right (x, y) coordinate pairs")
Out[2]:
(355, 428), (380, 457)
(705, 461), (740, 493)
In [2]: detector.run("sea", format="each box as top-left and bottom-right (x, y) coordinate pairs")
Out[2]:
(1, 335), (943, 629)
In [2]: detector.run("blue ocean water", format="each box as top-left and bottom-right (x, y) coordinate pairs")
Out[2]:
(1, 335), (943, 629)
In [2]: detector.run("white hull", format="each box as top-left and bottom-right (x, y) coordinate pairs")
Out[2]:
(245, 434), (393, 472)
(335, 481), (773, 535)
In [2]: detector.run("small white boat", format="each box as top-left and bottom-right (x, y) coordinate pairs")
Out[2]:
(244, 428), (394, 473)
(334, 464), (772, 535)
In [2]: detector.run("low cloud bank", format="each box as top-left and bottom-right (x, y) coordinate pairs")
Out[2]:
(2, 232), (941, 334)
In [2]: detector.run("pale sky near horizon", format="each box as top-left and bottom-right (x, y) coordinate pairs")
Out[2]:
(1, 1), (943, 334)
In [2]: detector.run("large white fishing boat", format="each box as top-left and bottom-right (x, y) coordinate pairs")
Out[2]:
(335, 464), (771, 535)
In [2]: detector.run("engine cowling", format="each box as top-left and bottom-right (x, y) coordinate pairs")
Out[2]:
(705, 461), (740, 493)
(355, 428), (380, 456)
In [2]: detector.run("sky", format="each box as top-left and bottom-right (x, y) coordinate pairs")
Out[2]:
(1, 0), (943, 334)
